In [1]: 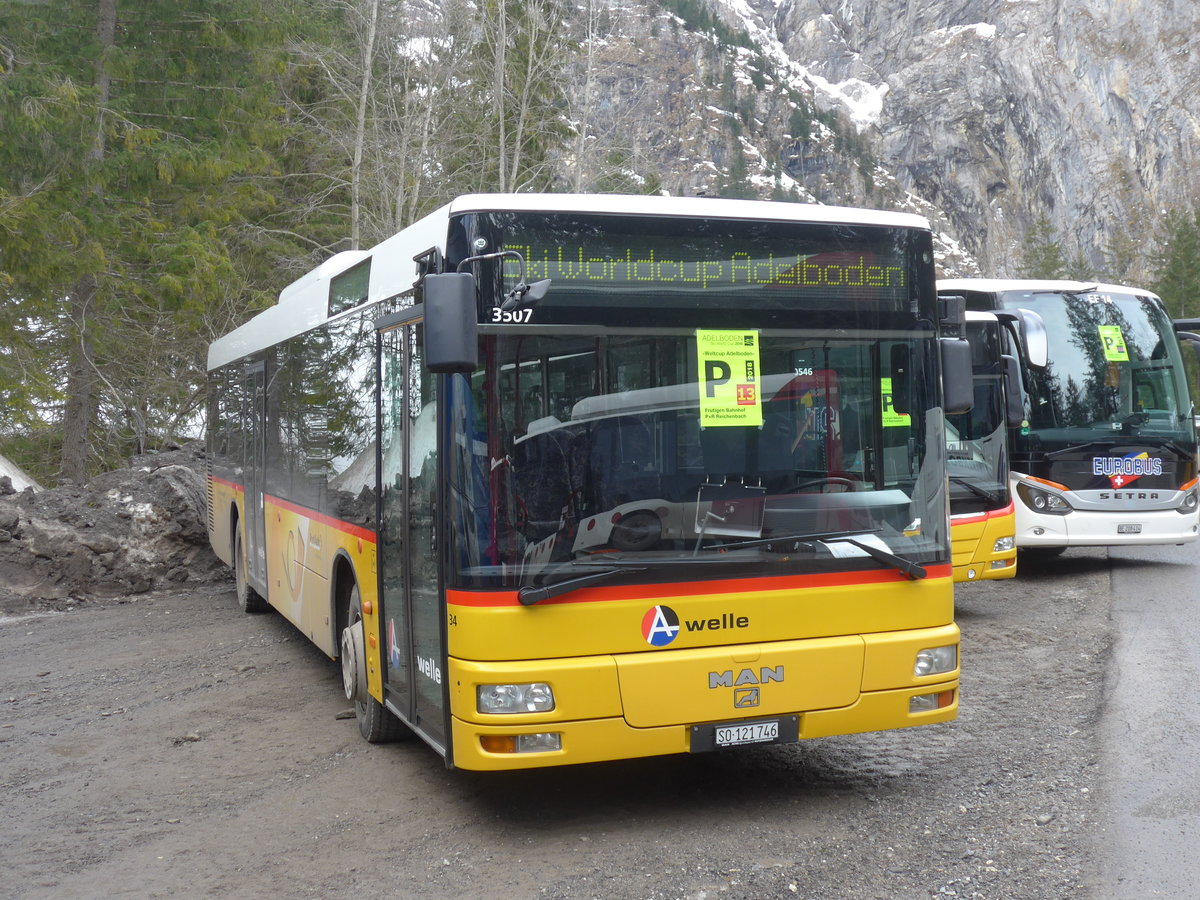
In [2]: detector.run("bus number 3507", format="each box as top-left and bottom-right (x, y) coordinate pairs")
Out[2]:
(491, 307), (534, 323)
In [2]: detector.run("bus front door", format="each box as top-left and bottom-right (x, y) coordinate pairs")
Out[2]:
(244, 362), (268, 593)
(377, 322), (448, 755)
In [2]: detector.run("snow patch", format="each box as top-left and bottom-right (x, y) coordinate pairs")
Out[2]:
(807, 74), (889, 130)
(931, 23), (998, 42)
(0, 452), (41, 493)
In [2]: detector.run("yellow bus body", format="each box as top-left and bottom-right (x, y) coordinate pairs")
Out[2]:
(445, 570), (958, 771)
(950, 501), (1016, 583)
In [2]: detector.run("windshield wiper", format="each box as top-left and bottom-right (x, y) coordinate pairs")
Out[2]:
(949, 475), (1003, 506)
(518, 564), (646, 606)
(1044, 437), (1194, 461)
(1044, 440), (1116, 460)
(698, 529), (926, 580)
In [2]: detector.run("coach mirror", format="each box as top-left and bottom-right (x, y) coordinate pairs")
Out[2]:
(423, 272), (478, 374)
(1016, 308), (1049, 369)
(939, 337), (974, 415)
(1002, 354), (1024, 427)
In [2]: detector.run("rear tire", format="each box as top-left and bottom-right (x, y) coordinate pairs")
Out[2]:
(234, 527), (269, 614)
(343, 584), (410, 743)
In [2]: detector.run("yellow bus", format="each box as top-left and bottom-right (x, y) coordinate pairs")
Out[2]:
(206, 194), (968, 770)
(946, 311), (1018, 582)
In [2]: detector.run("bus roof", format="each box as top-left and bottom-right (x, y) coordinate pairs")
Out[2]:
(210, 194), (932, 371)
(938, 278), (1160, 300)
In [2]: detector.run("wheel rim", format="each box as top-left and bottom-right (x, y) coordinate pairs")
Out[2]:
(341, 609), (367, 703)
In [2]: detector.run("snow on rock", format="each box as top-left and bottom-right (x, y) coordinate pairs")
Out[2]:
(0, 452), (42, 494)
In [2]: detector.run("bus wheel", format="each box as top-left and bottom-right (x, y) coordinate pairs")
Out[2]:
(234, 528), (269, 614)
(341, 584), (409, 743)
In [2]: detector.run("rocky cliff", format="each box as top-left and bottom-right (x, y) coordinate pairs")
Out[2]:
(581, 0), (1199, 279)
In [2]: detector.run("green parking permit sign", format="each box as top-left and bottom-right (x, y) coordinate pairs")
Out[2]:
(881, 377), (910, 427)
(1098, 325), (1129, 361)
(697, 330), (762, 427)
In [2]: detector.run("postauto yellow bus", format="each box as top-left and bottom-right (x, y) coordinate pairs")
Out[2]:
(945, 310), (1019, 582)
(206, 194), (970, 770)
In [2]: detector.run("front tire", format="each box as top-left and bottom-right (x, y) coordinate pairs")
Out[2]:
(234, 527), (269, 614)
(342, 584), (409, 743)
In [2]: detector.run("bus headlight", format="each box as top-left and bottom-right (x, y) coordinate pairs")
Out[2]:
(1017, 483), (1072, 515)
(992, 536), (1015, 553)
(477, 682), (555, 714)
(1178, 491), (1198, 514)
(914, 645), (957, 677)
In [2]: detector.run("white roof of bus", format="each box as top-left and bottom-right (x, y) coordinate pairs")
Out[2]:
(209, 194), (932, 371)
(939, 278), (1159, 299)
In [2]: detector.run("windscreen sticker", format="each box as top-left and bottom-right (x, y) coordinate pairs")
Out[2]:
(880, 377), (911, 427)
(697, 330), (762, 427)
(1098, 325), (1129, 361)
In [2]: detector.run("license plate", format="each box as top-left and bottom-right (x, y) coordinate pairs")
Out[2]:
(690, 716), (799, 752)
(1118, 524), (1142, 534)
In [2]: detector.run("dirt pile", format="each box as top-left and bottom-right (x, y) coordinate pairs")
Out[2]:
(0, 442), (227, 614)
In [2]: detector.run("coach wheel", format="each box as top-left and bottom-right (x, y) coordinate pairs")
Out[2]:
(234, 528), (268, 614)
(341, 583), (410, 743)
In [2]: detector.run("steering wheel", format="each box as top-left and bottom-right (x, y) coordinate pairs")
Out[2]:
(788, 476), (857, 494)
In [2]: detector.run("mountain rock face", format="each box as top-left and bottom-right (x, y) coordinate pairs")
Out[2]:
(586, 0), (1199, 278)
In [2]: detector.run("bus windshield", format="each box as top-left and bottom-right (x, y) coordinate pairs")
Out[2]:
(429, 211), (949, 591)
(945, 317), (1008, 512)
(1003, 289), (1193, 446)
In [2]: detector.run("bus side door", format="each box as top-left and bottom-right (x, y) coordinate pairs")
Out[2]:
(243, 361), (268, 593)
(377, 320), (448, 754)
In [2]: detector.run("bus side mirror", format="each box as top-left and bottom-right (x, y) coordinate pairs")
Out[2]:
(940, 338), (973, 415)
(1178, 334), (1200, 393)
(1002, 354), (1024, 427)
(423, 272), (478, 374)
(1016, 308), (1049, 369)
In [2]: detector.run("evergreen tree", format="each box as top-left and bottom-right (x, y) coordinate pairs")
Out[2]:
(1151, 206), (1200, 320)
(0, 0), (327, 481)
(1018, 213), (1068, 279)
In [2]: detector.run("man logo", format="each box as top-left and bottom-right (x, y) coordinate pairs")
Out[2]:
(641, 605), (680, 646)
(734, 688), (760, 708)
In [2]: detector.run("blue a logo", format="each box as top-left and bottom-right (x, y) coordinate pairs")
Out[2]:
(641, 605), (680, 646)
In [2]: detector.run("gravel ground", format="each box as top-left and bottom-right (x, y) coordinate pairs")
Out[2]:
(0, 551), (1114, 900)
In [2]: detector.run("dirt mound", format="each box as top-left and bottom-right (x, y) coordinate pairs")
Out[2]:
(0, 442), (227, 615)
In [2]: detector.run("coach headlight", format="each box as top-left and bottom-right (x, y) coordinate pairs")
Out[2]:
(1177, 490), (1198, 514)
(477, 682), (555, 714)
(1016, 482), (1072, 516)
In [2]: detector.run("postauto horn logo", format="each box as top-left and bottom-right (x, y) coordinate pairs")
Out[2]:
(642, 605), (680, 646)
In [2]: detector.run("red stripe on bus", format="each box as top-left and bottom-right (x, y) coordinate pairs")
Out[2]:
(950, 500), (1015, 526)
(209, 475), (245, 493)
(447, 564), (953, 608)
(264, 494), (378, 544)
